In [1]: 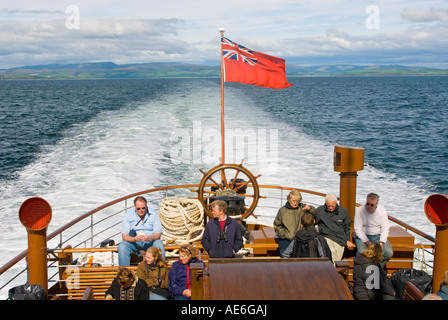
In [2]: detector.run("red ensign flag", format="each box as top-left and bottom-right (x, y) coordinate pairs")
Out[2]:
(221, 37), (292, 89)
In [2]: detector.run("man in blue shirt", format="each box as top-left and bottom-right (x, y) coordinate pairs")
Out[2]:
(118, 196), (165, 266)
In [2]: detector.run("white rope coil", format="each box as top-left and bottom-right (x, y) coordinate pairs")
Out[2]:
(158, 197), (204, 245)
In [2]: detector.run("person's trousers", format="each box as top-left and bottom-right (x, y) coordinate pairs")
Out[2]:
(325, 237), (345, 263)
(277, 238), (291, 256)
(354, 234), (393, 268)
(118, 239), (165, 266)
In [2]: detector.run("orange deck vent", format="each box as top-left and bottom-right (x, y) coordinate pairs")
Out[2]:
(19, 197), (52, 231)
(424, 194), (448, 294)
(333, 145), (364, 173)
(425, 194), (448, 226)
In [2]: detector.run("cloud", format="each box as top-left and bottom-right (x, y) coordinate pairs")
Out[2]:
(401, 7), (448, 24)
(326, 28), (352, 49)
(73, 18), (183, 38)
(0, 8), (64, 15)
(1, 1), (448, 69)
(272, 20), (448, 68)
(0, 18), (190, 68)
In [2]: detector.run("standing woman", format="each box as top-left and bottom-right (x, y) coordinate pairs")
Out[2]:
(168, 244), (206, 300)
(273, 189), (316, 256)
(137, 246), (171, 300)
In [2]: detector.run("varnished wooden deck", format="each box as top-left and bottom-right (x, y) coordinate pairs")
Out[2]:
(205, 258), (353, 300)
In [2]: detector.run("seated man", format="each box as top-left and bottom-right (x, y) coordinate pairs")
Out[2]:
(354, 193), (393, 268)
(118, 196), (165, 266)
(282, 212), (332, 261)
(315, 193), (354, 263)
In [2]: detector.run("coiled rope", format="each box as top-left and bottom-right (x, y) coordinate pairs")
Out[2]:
(158, 197), (204, 244)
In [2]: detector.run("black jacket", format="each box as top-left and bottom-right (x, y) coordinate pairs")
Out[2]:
(105, 276), (149, 300)
(315, 204), (351, 247)
(286, 226), (332, 261)
(353, 252), (395, 300)
(201, 217), (243, 258)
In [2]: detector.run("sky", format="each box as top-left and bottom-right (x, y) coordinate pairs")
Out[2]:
(1, 0), (448, 69)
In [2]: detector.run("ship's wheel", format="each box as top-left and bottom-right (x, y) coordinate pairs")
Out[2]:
(197, 163), (261, 219)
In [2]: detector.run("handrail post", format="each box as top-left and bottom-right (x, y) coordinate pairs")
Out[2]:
(90, 215), (94, 248)
(280, 189), (284, 207)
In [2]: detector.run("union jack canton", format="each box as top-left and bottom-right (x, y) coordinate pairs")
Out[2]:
(222, 37), (257, 66)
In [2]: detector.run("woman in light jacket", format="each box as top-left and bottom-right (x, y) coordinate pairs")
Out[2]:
(273, 189), (316, 256)
(137, 246), (171, 300)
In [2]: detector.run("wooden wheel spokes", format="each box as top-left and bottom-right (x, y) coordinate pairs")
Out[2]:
(197, 164), (261, 219)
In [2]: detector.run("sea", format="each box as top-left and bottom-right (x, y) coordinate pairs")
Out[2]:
(0, 76), (447, 297)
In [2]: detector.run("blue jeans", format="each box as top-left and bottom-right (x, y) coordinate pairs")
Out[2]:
(118, 239), (165, 266)
(150, 293), (168, 300)
(278, 238), (291, 257)
(354, 234), (393, 268)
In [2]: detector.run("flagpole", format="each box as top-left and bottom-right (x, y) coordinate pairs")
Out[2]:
(219, 28), (225, 165)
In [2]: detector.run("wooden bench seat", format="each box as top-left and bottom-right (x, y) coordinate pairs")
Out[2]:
(402, 281), (424, 300)
(63, 266), (138, 300)
(247, 226), (278, 255)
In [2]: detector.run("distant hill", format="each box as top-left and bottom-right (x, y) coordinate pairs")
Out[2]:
(1, 61), (447, 79)
(0, 62), (219, 79)
(286, 64), (448, 76)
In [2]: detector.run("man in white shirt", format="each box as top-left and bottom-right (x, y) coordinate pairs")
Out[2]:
(354, 193), (393, 268)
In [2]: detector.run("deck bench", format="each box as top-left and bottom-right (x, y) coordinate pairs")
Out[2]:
(402, 281), (424, 300)
(63, 266), (138, 300)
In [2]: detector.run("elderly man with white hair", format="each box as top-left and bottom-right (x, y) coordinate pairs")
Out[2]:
(315, 193), (354, 262)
